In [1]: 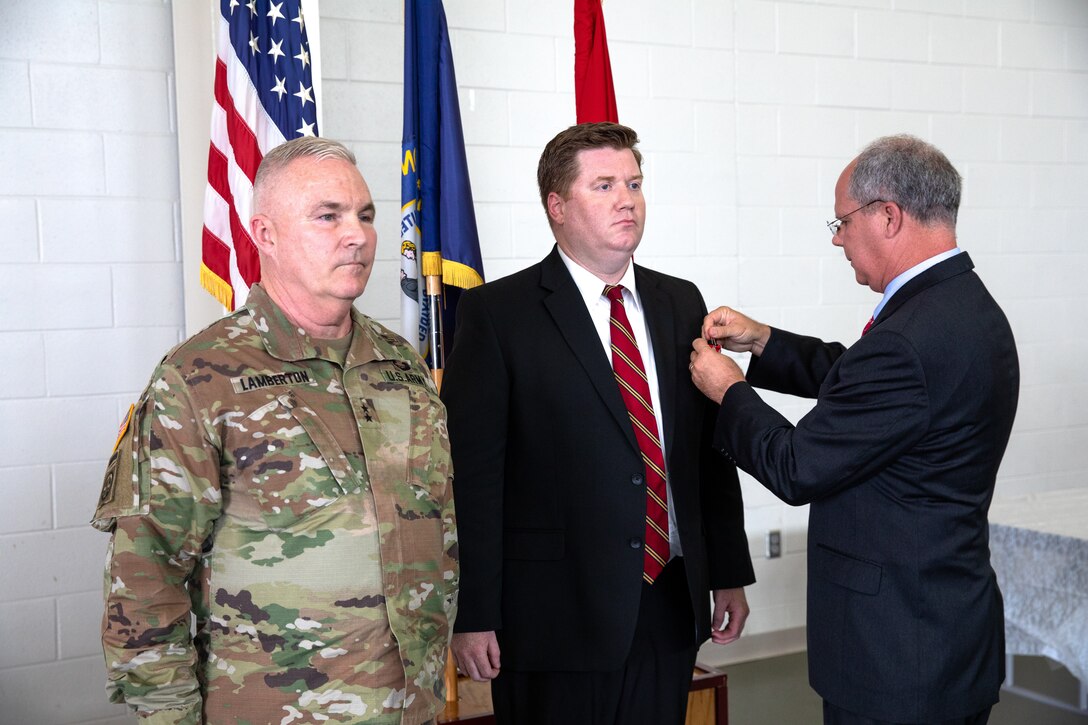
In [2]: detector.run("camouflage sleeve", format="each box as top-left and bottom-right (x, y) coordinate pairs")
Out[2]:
(94, 363), (222, 719)
(438, 413), (459, 627)
(414, 344), (459, 624)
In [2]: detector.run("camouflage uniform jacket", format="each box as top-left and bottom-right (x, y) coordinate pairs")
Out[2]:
(93, 284), (457, 725)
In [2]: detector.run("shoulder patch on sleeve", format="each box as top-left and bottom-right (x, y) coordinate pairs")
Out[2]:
(92, 401), (146, 532)
(112, 403), (134, 454)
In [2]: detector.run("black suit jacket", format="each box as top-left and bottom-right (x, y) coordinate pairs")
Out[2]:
(714, 253), (1019, 721)
(442, 247), (755, 671)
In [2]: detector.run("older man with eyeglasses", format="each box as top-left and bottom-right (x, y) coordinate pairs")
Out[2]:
(688, 135), (1019, 725)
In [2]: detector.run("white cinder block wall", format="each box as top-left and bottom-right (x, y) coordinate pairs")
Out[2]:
(1, 0), (1085, 721)
(0, 0), (182, 722)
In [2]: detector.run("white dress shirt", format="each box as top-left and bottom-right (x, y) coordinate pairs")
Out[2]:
(557, 247), (682, 558)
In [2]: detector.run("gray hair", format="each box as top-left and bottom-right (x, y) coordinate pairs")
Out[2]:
(252, 136), (357, 211)
(849, 134), (962, 227)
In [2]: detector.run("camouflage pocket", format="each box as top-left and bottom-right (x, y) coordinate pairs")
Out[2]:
(359, 385), (448, 549)
(221, 393), (361, 528)
(406, 387), (449, 484)
(398, 389), (449, 549)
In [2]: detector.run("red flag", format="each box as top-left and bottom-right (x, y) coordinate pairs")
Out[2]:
(574, 0), (618, 123)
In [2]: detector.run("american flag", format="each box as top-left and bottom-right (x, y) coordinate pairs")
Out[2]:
(201, 0), (318, 311)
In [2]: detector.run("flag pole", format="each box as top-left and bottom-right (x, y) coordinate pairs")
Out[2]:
(403, 0), (486, 707)
(426, 274), (445, 391)
(423, 270), (455, 709)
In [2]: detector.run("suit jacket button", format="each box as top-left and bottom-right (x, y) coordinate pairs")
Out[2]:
(629, 537), (642, 549)
(631, 473), (644, 486)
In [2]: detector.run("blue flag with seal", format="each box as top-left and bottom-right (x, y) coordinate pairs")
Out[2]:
(401, 0), (484, 368)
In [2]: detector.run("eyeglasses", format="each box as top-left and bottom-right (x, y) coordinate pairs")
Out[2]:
(826, 199), (884, 236)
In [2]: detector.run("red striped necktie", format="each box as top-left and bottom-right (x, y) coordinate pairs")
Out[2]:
(862, 316), (875, 336)
(604, 284), (670, 584)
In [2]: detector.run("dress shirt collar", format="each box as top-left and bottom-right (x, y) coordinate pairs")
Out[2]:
(556, 245), (642, 311)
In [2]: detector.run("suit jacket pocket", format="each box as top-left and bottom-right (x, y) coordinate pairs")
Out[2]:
(504, 528), (565, 560)
(813, 543), (882, 595)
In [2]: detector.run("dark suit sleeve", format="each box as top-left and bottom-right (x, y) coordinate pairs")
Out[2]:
(688, 288), (755, 590)
(747, 327), (847, 399)
(699, 392), (756, 589)
(716, 330), (931, 506)
(441, 289), (508, 633)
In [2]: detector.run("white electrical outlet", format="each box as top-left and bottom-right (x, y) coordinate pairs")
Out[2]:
(767, 530), (782, 558)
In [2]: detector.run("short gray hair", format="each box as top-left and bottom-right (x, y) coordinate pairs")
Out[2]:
(849, 135), (961, 227)
(252, 136), (357, 210)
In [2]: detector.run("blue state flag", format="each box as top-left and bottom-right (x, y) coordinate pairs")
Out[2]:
(400, 0), (485, 362)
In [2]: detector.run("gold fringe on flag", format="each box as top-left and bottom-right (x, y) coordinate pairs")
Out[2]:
(421, 252), (484, 290)
(200, 263), (234, 311)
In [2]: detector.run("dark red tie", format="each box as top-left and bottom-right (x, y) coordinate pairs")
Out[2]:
(862, 316), (874, 336)
(604, 284), (669, 584)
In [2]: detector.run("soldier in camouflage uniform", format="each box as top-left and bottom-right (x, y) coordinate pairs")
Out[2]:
(92, 137), (457, 725)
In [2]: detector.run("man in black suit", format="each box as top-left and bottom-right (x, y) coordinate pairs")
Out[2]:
(689, 135), (1019, 725)
(442, 123), (755, 725)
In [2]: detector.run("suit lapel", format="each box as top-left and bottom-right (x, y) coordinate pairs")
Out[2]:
(636, 265), (678, 460)
(539, 248), (638, 452)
